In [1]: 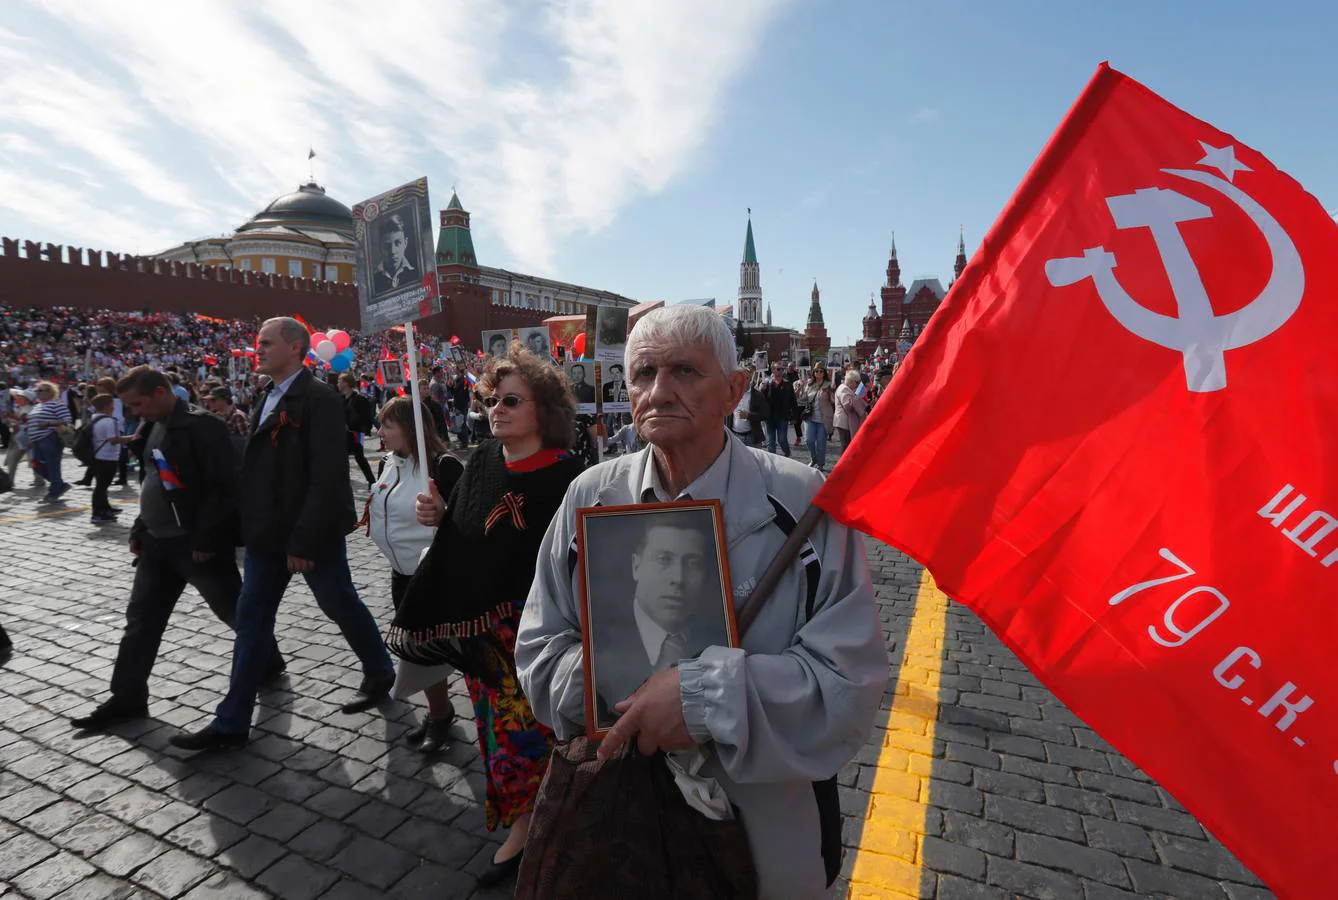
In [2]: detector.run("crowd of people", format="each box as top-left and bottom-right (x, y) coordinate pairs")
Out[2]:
(0, 305), (890, 898)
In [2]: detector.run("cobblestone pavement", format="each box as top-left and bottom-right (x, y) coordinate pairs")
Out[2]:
(0, 444), (1271, 899)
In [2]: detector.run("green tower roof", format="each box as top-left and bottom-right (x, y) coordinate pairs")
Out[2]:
(436, 195), (477, 268)
(742, 218), (758, 265)
(446, 191), (464, 211)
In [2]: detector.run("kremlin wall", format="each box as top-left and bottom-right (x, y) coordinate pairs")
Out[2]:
(0, 179), (964, 360)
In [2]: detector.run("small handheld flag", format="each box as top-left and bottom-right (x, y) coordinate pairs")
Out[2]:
(151, 449), (185, 491)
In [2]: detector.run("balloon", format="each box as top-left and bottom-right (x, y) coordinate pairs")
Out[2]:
(329, 329), (351, 352)
(571, 332), (586, 359)
(315, 339), (338, 362)
(330, 350), (353, 372)
(310, 331), (328, 347)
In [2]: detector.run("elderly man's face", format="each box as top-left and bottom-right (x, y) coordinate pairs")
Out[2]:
(626, 339), (747, 450)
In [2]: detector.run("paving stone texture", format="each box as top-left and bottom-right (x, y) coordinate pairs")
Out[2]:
(0, 443), (1270, 899)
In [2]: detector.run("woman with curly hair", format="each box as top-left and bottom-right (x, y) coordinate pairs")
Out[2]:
(387, 342), (583, 887)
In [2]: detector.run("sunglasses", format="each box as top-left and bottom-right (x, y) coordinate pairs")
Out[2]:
(482, 393), (528, 409)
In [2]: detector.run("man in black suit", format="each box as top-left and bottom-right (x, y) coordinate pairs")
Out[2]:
(591, 513), (726, 729)
(372, 214), (416, 293)
(601, 363), (628, 405)
(569, 363), (596, 404)
(170, 317), (397, 751)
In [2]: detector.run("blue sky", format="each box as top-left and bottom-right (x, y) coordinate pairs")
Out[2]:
(2, 0), (1334, 344)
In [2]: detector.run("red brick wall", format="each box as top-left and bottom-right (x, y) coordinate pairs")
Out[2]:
(0, 238), (361, 324)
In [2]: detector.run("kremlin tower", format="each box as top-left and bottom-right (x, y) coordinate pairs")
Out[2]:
(802, 281), (831, 361)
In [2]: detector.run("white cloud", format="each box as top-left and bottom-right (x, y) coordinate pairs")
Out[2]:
(0, 0), (790, 270)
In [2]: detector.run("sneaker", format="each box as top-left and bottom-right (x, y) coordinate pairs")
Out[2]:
(90, 515), (114, 526)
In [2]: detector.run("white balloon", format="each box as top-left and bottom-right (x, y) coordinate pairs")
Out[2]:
(315, 339), (338, 361)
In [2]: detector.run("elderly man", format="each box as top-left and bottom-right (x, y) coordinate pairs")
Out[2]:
(517, 304), (887, 899)
(170, 317), (396, 751)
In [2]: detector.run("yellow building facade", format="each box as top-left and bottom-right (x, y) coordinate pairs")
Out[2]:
(157, 181), (356, 283)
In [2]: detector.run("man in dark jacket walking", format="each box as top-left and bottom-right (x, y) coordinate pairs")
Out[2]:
(171, 318), (396, 751)
(70, 367), (285, 731)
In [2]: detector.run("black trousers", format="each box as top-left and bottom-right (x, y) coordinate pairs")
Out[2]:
(91, 458), (117, 516)
(347, 432), (375, 484)
(108, 535), (284, 707)
(0, 418), (10, 449)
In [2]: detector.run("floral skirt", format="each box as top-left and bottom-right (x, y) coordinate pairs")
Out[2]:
(464, 615), (555, 830)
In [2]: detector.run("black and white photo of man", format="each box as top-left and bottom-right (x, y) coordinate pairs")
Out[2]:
(566, 362), (596, 405)
(601, 363), (628, 406)
(594, 306), (629, 361)
(372, 212), (418, 294)
(586, 510), (729, 730)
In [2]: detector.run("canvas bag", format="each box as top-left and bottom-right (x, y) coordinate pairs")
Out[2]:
(515, 506), (826, 900)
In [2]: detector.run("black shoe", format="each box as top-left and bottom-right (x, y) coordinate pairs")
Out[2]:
(71, 700), (148, 731)
(339, 674), (395, 714)
(418, 712), (456, 755)
(260, 662), (287, 686)
(476, 850), (523, 888)
(169, 727), (248, 752)
(403, 716), (429, 746)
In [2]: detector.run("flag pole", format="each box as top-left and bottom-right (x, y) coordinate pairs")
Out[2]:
(403, 321), (431, 494)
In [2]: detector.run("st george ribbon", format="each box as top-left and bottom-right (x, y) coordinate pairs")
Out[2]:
(818, 63), (1337, 896)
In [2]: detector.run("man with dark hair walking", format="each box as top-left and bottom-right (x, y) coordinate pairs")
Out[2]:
(71, 366), (284, 731)
(171, 317), (396, 751)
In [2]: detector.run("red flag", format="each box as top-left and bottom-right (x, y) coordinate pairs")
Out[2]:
(293, 314), (315, 335)
(818, 63), (1336, 896)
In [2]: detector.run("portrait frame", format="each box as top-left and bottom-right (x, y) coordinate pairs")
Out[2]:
(564, 360), (598, 414)
(481, 329), (513, 359)
(576, 500), (738, 739)
(517, 326), (553, 361)
(594, 306), (629, 362)
(378, 358), (404, 387)
(351, 177), (439, 333)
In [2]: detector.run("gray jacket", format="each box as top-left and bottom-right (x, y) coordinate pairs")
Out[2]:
(516, 432), (888, 900)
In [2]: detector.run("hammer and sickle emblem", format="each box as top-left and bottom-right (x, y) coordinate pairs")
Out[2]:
(1045, 155), (1304, 392)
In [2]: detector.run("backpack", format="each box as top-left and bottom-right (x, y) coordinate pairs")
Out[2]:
(72, 414), (110, 467)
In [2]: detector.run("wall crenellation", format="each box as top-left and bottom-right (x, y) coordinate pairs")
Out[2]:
(2, 237), (359, 297)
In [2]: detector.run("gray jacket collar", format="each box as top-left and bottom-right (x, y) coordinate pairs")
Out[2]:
(595, 431), (777, 546)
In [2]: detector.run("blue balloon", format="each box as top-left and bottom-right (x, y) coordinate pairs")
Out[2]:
(330, 349), (354, 372)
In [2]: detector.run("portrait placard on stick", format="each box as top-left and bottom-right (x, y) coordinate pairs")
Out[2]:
(352, 178), (439, 335)
(594, 306), (629, 363)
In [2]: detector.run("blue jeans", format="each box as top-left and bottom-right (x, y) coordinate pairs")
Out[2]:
(213, 541), (394, 734)
(30, 434), (65, 494)
(766, 421), (791, 456)
(806, 420), (828, 469)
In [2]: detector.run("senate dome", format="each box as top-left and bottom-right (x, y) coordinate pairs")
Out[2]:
(238, 181), (354, 235)
(156, 180), (358, 284)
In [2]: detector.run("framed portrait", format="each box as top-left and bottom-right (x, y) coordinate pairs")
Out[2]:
(378, 358), (404, 387)
(565, 360), (598, 413)
(481, 329), (513, 358)
(517, 326), (552, 361)
(576, 500), (738, 738)
(594, 306), (629, 362)
(600, 361), (630, 413)
(351, 177), (440, 333)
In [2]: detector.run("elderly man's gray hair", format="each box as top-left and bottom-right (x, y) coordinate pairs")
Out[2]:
(264, 317), (312, 357)
(625, 305), (740, 377)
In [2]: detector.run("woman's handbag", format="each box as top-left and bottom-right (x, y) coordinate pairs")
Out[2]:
(515, 507), (826, 900)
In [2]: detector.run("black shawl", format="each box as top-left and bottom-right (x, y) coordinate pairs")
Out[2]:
(387, 440), (583, 672)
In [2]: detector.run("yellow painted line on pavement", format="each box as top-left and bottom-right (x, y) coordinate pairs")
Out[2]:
(848, 567), (950, 899)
